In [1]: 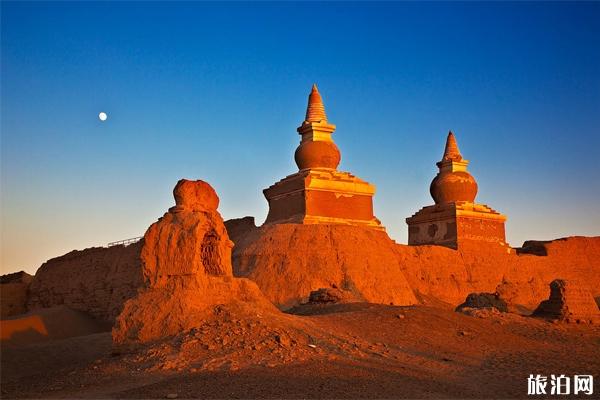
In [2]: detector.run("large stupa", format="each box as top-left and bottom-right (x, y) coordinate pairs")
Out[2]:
(263, 85), (383, 230)
(406, 131), (507, 248)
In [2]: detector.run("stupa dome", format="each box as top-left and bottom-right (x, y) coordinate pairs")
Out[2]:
(295, 140), (341, 170)
(430, 171), (478, 204)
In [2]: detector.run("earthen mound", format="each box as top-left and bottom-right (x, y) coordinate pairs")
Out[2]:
(232, 224), (417, 309)
(112, 179), (276, 348)
(533, 279), (600, 323)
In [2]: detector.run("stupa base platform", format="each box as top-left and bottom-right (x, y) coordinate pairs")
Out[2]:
(263, 168), (384, 231)
(406, 201), (506, 249)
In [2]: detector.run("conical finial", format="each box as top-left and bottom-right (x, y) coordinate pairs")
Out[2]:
(305, 84), (327, 123)
(442, 130), (463, 162)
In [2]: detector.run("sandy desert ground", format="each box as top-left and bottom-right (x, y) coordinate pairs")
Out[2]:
(2, 302), (599, 399)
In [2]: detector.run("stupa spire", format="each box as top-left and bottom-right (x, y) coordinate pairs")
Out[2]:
(441, 130), (463, 162)
(305, 84), (327, 123)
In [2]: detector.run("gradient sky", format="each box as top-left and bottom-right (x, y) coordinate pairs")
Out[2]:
(2, 1), (599, 275)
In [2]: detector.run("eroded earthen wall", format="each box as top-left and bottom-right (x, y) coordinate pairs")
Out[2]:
(1, 283), (30, 318)
(17, 228), (600, 322)
(27, 242), (144, 322)
(0, 272), (33, 318)
(397, 236), (600, 312)
(230, 222), (600, 313)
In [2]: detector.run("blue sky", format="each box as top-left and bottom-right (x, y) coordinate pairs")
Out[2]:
(2, 1), (599, 274)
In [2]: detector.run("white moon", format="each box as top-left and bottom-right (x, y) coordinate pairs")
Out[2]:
(98, 112), (108, 121)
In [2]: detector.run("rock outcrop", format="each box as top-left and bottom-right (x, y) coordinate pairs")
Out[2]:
(232, 224), (418, 309)
(26, 243), (143, 323)
(1, 271), (33, 318)
(532, 279), (600, 323)
(455, 292), (508, 313)
(308, 287), (359, 304)
(112, 179), (275, 347)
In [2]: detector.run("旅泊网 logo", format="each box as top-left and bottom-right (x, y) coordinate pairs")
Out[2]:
(527, 374), (594, 396)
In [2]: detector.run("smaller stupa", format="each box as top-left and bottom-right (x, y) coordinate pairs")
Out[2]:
(406, 131), (506, 248)
(263, 85), (383, 230)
